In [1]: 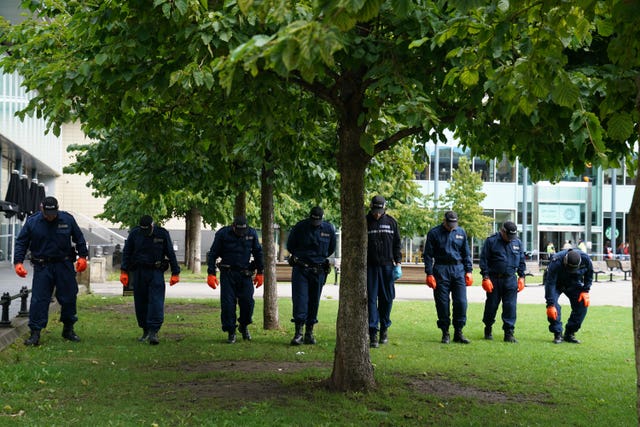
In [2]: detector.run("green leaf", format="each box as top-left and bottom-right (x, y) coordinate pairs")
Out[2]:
(607, 112), (635, 142)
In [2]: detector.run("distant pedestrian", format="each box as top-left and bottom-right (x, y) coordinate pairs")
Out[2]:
(577, 239), (587, 253)
(286, 206), (337, 345)
(120, 215), (181, 345)
(424, 210), (474, 344)
(366, 196), (402, 348)
(479, 221), (526, 343)
(206, 216), (264, 343)
(14, 196), (88, 346)
(544, 249), (593, 344)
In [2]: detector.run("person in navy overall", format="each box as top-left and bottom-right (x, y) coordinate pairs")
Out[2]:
(14, 196), (88, 346)
(286, 206), (337, 346)
(479, 221), (526, 343)
(544, 249), (593, 344)
(119, 215), (180, 345)
(207, 216), (264, 343)
(366, 195), (402, 348)
(424, 210), (474, 344)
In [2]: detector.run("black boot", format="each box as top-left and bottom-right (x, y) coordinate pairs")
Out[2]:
(304, 324), (316, 345)
(138, 329), (149, 342)
(484, 326), (493, 340)
(369, 328), (379, 348)
(290, 323), (304, 346)
(239, 324), (251, 341)
(148, 330), (160, 345)
(453, 329), (470, 344)
(227, 330), (237, 344)
(441, 329), (450, 344)
(553, 332), (564, 344)
(62, 325), (80, 342)
(504, 329), (518, 343)
(24, 329), (40, 346)
(380, 328), (388, 344)
(563, 331), (580, 344)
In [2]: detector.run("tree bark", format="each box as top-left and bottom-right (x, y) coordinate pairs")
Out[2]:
(630, 79), (640, 422)
(234, 192), (246, 218)
(329, 107), (375, 391)
(186, 207), (202, 274)
(278, 227), (287, 261)
(261, 165), (279, 329)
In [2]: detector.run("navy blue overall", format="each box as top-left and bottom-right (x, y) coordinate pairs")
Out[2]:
(479, 232), (526, 332)
(366, 212), (401, 332)
(121, 225), (180, 333)
(424, 223), (473, 331)
(287, 218), (336, 327)
(544, 249), (593, 335)
(14, 211), (88, 331)
(207, 226), (264, 333)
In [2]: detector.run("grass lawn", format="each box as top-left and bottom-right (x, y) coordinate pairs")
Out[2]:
(0, 295), (635, 426)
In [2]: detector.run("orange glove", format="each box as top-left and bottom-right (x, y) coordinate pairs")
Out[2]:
(481, 278), (493, 293)
(465, 272), (473, 286)
(426, 275), (436, 289)
(120, 271), (129, 287)
(578, 292), (590, 307)
(546, 305), (558, 320)
(517, 277), (525, 292)
(75, 257), (88, 272)
(207, 274), (219, 290)
(169, 275), (180, 286)
(15, 263), (27, 278)
(253, 273), (264, 288)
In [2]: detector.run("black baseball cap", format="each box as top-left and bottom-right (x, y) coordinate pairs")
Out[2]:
(564, 250), (582, 270)
(310, 206), (324, 226)
(139, 215), (153, 229)
(370, 195), (386, 215)
(502, 221), (518, 240)
(233, 216), (248, 235)
(42, 196), (59, 215)
(444, 210), (458, 224)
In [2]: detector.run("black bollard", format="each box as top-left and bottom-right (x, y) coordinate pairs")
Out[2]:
(18, 286), (30, 317)
(0, 292), (11, 327)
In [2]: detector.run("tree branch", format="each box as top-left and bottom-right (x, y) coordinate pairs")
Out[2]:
(374, 126), (423, 155)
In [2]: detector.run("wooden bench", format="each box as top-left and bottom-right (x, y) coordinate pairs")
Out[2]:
(604, 259), (632, 281)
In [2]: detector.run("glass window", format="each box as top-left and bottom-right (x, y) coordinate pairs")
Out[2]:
(496, 154), (514, 182)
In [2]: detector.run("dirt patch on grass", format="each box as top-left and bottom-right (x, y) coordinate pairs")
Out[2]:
(407, 374), (551, 404)
(153, 360), (330, 408)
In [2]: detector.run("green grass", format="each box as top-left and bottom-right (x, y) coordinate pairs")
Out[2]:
(0, 296), (634, 426)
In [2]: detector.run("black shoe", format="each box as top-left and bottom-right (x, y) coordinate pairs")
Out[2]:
(504, 331), (518, 343)
(563, 333), (580, 344)
(303, 324), (316, 344)
(380, 328), (388, 344)
(148, 331), (160, 345)
(369, 329), (379, 348)
(227, 332), (236, 344)
(453, 330), (470, 344)
(62, 327), (81, 342)
(138, 329), (149, 342)
(239, 325), (251, 341)
(290, 333), (303, 346)
(24, 330), (40, 346)
(553, 332), (564, 344)
(441, 330), (450, 344)
(484, 326), (493, 340)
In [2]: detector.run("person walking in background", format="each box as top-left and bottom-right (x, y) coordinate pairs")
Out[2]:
(366, 196), (402, 348)
(544, 249), (593, 344)
(286, 206), (337, 345)
(577, 238), (587, 253)
(14, 196), (88, 346)
(479, 221), (527, 343)
(120, 215), (180, 345)
(424, 210), (474, 344)
(206, 216), (264, 344)
(545, 241), (555, 259)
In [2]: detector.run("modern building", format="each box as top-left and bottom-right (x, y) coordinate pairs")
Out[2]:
(415, 139), (635, 261)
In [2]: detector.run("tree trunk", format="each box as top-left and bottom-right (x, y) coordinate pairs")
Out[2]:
(278, 227), (287, 261)
(186, 207), (202, 274)
(329, 114), (375, 391)
(630, 81), (640, 422)
(184, 213), (191, 267)
(234, 192), (246, 218)
(261, 165), (279, 329)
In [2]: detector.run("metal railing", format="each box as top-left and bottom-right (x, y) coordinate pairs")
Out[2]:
(0, 286), (30, 327)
